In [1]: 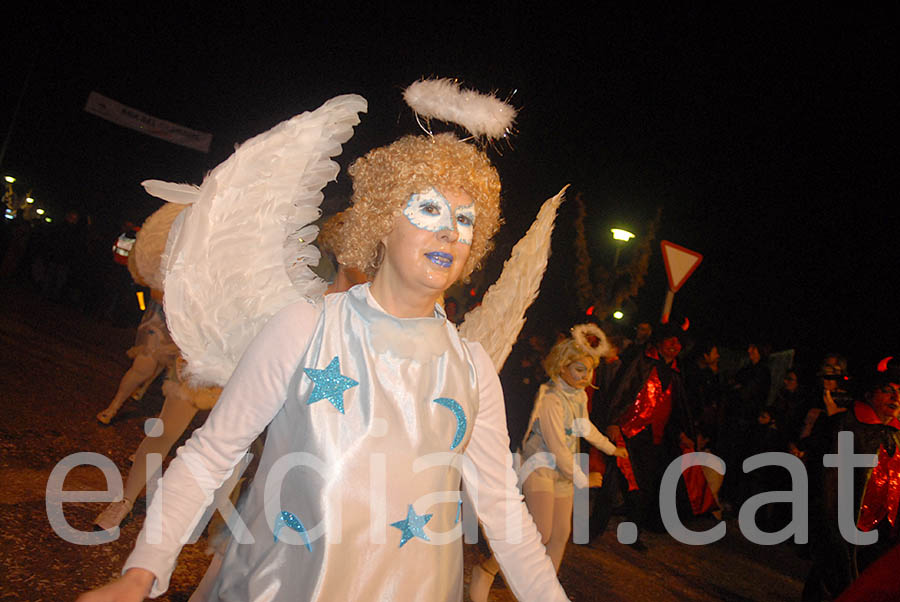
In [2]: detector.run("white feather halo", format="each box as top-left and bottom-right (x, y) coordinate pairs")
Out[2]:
(403, 78), (516, 140)
(571, 323), (611, 360)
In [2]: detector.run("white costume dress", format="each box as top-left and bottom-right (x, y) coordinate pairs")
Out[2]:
(520, 378), (617, 491)
(124, 284), (566, 601)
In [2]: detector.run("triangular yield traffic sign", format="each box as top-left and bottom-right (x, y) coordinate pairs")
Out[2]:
(660, 240), (703, 292)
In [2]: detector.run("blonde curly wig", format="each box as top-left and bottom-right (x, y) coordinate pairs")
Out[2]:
(543, 337), (600, 381)
(317, 210), (348, 260)
(337, 133), (502, 280)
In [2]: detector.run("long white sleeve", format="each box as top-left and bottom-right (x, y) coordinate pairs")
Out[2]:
(462, 343), (568, 602)
(123, 300), (320, 597)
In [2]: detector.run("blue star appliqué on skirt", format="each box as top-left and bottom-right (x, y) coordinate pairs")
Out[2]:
(390, 504), (432, 548)
(304, 356), (358, 414)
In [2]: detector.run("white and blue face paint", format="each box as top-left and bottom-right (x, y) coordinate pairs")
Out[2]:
(402, 187), (476, 245)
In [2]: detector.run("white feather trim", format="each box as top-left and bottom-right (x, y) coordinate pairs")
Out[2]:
(132, 203), (189, 291)
(163, 94), (367, 387)
(571, 323), (611, 360)
(403, 79), (517, 140)
(458, 186), (568, 371)
(141, 180), (201, 205)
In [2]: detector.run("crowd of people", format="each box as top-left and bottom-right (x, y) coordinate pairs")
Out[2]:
(497, 318), (898, 601)
(0, 206), (149, 328)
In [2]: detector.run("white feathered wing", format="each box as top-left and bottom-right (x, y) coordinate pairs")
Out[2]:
(155, 94), (367, 387)
(458, 185), (568, 371)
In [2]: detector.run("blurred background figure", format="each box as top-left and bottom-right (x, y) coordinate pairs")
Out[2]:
(721, 342), (771, 507)
(684, 340), (724, 454)
(797, 354), (853, 446)
(772, 368), (812, 458)
(802, 369), (900, 601)
(443, 297), (459, 324)
(619, 320), (653, 368)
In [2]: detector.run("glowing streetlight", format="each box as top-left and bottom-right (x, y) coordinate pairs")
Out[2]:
(3, 176), (15, 184)
(610, 228), (635, 242)
(612, 310), (624, 320)
(45, 217), (52, 223)
(25, 196), (34, 204)
(610, 228), (636, 268)
(35, 208), (45, 215)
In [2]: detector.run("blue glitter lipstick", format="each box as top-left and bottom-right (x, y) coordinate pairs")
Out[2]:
(425, 251), (453, 268)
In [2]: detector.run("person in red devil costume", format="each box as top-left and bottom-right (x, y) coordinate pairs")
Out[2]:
(802, 371), (900, 601)
(600, 323), (698, 541)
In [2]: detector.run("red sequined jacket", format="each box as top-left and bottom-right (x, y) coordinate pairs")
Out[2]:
(811, 401), (900, 587)
(606, 346), (695, 446)
(822, 402), (900, 534)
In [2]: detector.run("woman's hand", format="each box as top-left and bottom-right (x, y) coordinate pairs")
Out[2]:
(613, 446), (628, 459)
(76, 568), (154, 602)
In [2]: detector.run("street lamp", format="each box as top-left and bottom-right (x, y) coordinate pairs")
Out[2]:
(25, 196), (34, 204)
(3, 176), (15, 184)
(35, 208), (45, 215)
(612, 310), (624, 320)
(610, 228), (635, 268)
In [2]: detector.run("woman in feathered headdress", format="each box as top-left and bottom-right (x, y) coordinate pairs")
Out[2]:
(470, 325), (628, 602)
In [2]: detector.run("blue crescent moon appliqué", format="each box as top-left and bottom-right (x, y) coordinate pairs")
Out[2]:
(433, 397), (467, 450)
(273, 511), (312, 551)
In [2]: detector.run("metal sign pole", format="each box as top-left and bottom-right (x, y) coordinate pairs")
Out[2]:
(660, 289), (675, 324)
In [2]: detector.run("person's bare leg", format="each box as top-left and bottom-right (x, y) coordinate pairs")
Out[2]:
(94, 393), (197, 529)
(546, 493), (573, 572)
(123, 394), (197, 502)
(469, 554), (499, 602)
(97, 354), (159, 424)
(131, 361), (165, 401)
(523, 482), (555, 548)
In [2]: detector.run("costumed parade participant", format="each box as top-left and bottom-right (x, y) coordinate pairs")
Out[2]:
(94, 203), (223, 530)
(593, 323), (703, 544)
(96, 204), (185, 425)
(79, 81), (572, 601)
(470, 325), (628, 602)
(801, 371), (900, 601)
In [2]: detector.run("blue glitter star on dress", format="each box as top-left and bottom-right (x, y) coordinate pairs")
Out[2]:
(390, 504), (432, 548)
(433, 397), (467, 450)
(304, 356), (358, 414)
(273, 510), (312, 551)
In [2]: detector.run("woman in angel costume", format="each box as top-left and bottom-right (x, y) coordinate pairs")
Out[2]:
(470, 325), (628, 601)
(79, 81), (572, 601)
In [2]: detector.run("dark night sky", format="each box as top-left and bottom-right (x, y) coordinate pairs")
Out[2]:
(3, 7), (897, 375)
